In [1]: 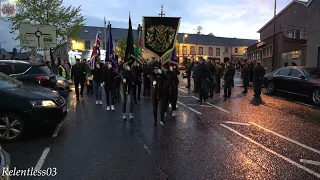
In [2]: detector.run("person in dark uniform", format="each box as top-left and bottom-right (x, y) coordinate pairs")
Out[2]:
(185, 59), (193, 89)
(223, 61), (236, 98)
(166, 63), (180, 116)
(143, 60), (152, 98)
(249, 61), (254, 85)
(195, 57), (210, 103)
(114, 62), (122, 101)
(71, 58), (86, 99)
(120, 64), (135, 120)
(102, 62), (117, 111)
(151, 64), (167, 126)
(206, 58), (216, 98)
(284, 62), (288, 67)
(253, 61), (265, 97)
(132, 62), (143, 103)
(215, 61), (222, 93)
(291, 62), (297, 66)
(241, 61), (250, 94)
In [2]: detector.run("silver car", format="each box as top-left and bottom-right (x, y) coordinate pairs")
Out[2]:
(54, 75), (70, 95)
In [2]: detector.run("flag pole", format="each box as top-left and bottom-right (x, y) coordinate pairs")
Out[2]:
(104, 17), (107, 59)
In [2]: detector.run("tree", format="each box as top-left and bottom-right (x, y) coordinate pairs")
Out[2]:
(5, 0), (85, 54)
(196, 26), (203, 34)
(115, 38), (137, 60)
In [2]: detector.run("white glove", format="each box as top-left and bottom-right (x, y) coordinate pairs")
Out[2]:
(158, 69), (162, 74)
(123, 79), (126, 83)
(101, 82), (105, 87)
(153, 81), (157, 85)
(169, 66), (173, 71)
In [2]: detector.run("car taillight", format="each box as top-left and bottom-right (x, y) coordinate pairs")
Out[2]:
(36, 76), (50, 84)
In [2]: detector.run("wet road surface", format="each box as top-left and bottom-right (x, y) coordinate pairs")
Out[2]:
(2, 75), (320, 179)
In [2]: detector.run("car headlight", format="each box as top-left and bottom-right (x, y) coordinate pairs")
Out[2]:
(30, 100), (57, 108)
(57, 80), (64, 84)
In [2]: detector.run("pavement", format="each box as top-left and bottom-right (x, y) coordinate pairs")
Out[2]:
(2, 74), (320, 179)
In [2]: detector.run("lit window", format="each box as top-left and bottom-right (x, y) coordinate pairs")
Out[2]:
(199, 47), (203, 55)
(190, 46), (195, 55)
(182, 46), (187, 55)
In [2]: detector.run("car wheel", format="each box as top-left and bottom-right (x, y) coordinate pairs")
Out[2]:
(266, 82), (276, 94)
(312, 88), (320, 106)
(0, 113), (25, 142)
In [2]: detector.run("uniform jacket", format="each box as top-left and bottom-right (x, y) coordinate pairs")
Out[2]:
(253, 65), (265, 81)
(150, 72), (167, 98)
(224, 65), (236, 83)
(71, 63), (86, 81)
(102, 66), (117, 87)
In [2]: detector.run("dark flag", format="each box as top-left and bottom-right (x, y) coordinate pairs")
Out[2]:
(105, 23), (114, 64)
(124, 13), (135, 65)
(142, 17), (180, 64)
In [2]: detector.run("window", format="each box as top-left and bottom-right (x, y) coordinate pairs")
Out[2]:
(208, 47), (213, 56)
(199, 47), (203, 55)
(190, 46), (195, 55)
(277, 69), (290, 76)
(235, 48), (238, 54)
(0, 64), (13, 75)
(182, 46), (187, 55)
(290, 69), (302, 77)
(216, 48), (220, 56)
(0, 72), (23, 89)
(85, 41), (91, 50)
(13, 64), (31, 74)
(225, 47), (229, 53)
(262, 45), (273, 58)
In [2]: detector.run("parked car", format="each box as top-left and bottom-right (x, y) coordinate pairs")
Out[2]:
(0, 60), (56, 88)
(178, 64), (186, 70)
(0, 145), (10, 179)
(55, 75), (70, 95)
(0, 72), (68, 141)
(263, 66), (320, 105)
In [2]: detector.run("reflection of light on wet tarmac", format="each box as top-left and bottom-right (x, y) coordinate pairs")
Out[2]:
(182, 112), (187, 122)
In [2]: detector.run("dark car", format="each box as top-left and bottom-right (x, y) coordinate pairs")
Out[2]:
(0, 72), (68, 141)
(0, 60), (57, 89)
(263, 66), (320, 105)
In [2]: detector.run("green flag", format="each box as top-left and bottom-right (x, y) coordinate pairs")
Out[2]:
(124, 13), (135, 65)
(135, 29), (143, 63)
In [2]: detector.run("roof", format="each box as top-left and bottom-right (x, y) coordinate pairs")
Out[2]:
(306, 0), (314, 7)
(257, 0), (307, 33)
(79, 26), (257, 47)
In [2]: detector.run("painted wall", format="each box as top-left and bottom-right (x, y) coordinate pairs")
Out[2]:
(307, 0), (320, 67)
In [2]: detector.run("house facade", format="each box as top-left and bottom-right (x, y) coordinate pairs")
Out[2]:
(247, 0), (309, 72)
(306, 0), (320, 67)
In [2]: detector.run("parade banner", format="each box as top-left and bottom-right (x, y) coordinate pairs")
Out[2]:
(142, 17), (181, 64)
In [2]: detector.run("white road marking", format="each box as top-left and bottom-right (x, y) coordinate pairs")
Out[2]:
(35, 147), (51, 171)
(191, 96), (229, 113)
(178, 88), (188, 93)
(179, 95), (194, 98)
(143, 144), (151, 155)
(220, 124), (320, 178)
(187, 104), (212, 108)
(250, 122), (320, 155)
(52, 122), (63, 137)
(300, 159), (320, 166)
(224, 121), (251, 126)
(177, 101), (202, 115)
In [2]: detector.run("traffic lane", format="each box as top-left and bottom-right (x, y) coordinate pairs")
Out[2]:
(219, 123), (320, 176)
(178, 87), (320, 151)
(131, 97), (275, 179)
(217, 123), (319, 179)
(40, 99), (162, 180)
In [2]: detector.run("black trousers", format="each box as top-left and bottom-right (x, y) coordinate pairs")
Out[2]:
(254, 80), (263, 96)
(208, 78), (215, 97)
(143, 78), (151, 97)
(133, 82), (142, 102)
(215, 76), (221, 92)
(104, 86), (115, 106)
(224, 80), (232, 97)
(197, 79), (207, 102)
(187, 75), (191, 87)
(169, 88), (178, 111)
(151, 93), (167, 123)
(243, 78), (249, 93)
(74, 80), (84, 98)
(193, 78), (198, 92)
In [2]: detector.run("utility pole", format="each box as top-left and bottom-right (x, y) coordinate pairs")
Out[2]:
(272, 0), (277, 70)
(0, 41), (6, 59)
(159, 5), (165, 17)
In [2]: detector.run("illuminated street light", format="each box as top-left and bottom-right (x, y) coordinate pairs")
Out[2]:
(184, 34), (188, 38)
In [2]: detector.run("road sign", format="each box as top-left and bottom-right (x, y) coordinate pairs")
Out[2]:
(19, 23), (57, 48)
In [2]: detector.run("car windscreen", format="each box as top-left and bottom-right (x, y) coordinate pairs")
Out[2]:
(303, 68), (320, 78)
(0, 72), (23, 89)
(28, 65), (53, 75)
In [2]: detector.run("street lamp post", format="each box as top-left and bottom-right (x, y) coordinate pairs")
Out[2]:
(182, 34), (188, 59)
